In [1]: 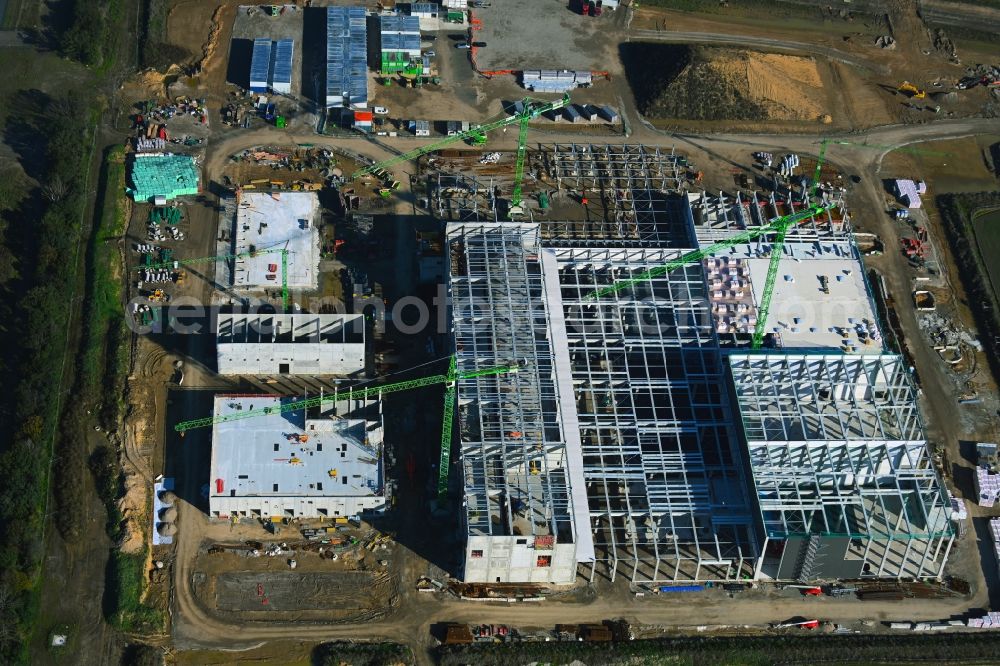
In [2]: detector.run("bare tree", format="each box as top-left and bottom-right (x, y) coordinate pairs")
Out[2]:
(42, 175), (68, 203)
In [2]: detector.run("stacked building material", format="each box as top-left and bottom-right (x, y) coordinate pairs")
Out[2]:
(990, 518), (1000, 566)
(967, 611), (1000, 628)
(976, 465), (1000, 507)
(127, 154), (200, 202)
(894, 179), (927, 208)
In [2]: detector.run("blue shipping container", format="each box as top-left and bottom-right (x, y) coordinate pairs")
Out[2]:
(658, 585), (704, 593)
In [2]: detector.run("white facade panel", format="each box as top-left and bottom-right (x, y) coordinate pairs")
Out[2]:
(216, 313), (365, 376)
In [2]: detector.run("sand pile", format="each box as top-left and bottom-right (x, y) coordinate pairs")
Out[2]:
(626, 45), (829, 122)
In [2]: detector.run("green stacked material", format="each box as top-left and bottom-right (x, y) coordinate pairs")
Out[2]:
(148, 207), (182, 225)
(446, 10), (463, 22)
(128, 154), (199, 202)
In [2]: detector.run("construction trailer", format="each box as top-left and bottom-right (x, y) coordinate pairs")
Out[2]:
(444, 143), (955, 585)
(522, 70), (592, 94)
(271, 39), (294, 94)
(379, 14), (421, 74)
(410, 2), (439, 18)
(250, 38), (273, 92)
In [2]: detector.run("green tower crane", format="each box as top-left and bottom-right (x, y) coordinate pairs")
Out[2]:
(351, 94), (570, 214)
(437, 356), (458, 502)
(174, 359), (520, 432)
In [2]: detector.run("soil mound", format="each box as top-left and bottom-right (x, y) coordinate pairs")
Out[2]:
(622, 44), (828, 122)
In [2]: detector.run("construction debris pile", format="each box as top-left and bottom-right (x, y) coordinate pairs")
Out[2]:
(957, 64), (1000, 90)
(133, 97), (209, 125)
(917, 313), (982, 351)
(232, 146), (341, 175)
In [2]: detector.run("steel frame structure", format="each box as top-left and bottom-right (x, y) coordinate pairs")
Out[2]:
(689, 190), (851, 244)
(729, 353), (955, 580)
(440, 143), (954, 586)
(448, 222), (590, 583)
(553, 246), (758, 584)
(540, 144), (688, 246)
(431, 173), (499, 222)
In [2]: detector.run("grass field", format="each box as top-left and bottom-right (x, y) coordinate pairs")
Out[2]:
(973, 208), (1000, 307)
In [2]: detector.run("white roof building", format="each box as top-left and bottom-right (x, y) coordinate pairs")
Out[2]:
(721, 240), (883, 352)
(209, 395), (386, 520)
(231, 191), (320, 291)
(216, 313), (366, 376)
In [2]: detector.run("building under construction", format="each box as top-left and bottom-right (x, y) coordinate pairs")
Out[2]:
(444, 144), (955, 586)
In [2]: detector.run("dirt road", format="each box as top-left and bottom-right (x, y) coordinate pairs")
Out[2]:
(629, 29), (882, 73)
(157, 116), (1000, 664)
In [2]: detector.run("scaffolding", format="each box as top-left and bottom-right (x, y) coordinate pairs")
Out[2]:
(729, 353), (955, 580)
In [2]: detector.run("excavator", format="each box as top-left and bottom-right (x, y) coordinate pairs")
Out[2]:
(897, 81), (926, 99)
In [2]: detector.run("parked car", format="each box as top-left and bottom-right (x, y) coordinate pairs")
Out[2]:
(455, 43), (471, 49)
(373, 106), (389, 115)
(425, 50), (436, 57)
(472, 41), (487, 47)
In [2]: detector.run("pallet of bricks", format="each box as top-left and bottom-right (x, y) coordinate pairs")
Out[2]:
(967, 610), (1000, 628)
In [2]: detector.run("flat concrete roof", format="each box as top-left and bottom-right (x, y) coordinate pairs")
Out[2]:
(210, 396), (381, 501)
(233, 192), (320, 290)
(216, 314), (366, 376)
(719, 241), (882, 352)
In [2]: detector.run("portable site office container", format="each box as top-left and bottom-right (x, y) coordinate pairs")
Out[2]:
(271, 39), (294, 94)
(250, 38), (273, 92)
(411, 2), (438, 18)
(563, 105), (582, 123)
(446, 120), (470, 135)
(327, 6), (369, 108)
(597, 105), (619, 123)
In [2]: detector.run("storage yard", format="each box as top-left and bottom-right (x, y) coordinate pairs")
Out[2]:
(48, 0), (1000, 663)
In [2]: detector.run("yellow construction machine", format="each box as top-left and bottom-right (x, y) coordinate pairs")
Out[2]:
(897, 81), (926, 99)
